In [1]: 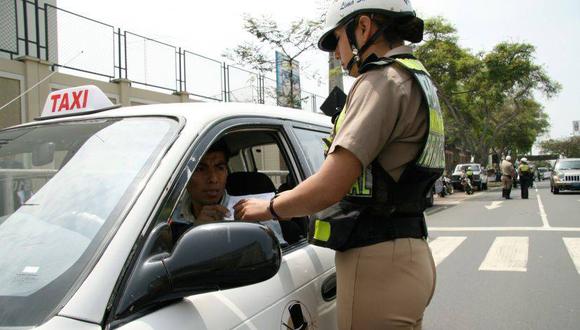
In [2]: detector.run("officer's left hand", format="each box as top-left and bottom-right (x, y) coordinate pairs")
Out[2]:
(233, 199), (271, 221)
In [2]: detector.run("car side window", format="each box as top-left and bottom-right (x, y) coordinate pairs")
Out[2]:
(292, 127), (329, 172)
(166, 127), (308, 249)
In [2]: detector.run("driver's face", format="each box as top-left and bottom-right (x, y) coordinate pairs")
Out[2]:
(187, 151), (228, 205)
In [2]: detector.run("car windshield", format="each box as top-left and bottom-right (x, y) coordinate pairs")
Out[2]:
(0, 117), (178, 328)
(455, 164), (480, 172)
(555, 160), (580, 170)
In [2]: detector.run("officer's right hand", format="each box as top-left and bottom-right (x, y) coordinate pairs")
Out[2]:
(196, 205), (230, 225)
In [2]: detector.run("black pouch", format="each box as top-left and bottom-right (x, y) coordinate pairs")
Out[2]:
(308, 201), (361, 252)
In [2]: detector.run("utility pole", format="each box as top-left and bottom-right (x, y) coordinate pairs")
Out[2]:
(328, 52), (343, 93)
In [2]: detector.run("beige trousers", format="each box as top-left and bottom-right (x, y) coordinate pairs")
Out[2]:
(335, 238), (436, 330)
(501, 175), (513, 189)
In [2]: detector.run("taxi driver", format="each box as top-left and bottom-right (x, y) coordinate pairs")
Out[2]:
(174, 141), (231, 227)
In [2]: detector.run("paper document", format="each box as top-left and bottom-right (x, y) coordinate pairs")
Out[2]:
(225, 192), (275, 220)
(225, 192), (287, 245)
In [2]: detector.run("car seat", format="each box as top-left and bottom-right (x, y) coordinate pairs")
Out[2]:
(226, 172), (304, 245)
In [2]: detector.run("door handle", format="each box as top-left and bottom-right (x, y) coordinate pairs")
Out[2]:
(321, 272), (336, 301)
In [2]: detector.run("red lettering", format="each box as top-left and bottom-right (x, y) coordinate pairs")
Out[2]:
(71, 90), (83, 109)
(82, 90), (88, 108)
(50, 94), (61, 112)
(58, 93), (70, 112)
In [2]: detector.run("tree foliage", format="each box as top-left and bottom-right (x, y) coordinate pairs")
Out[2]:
(540, 136), (580, 158)
(415, 17), (561, 165)
(223, 14), (323, 74)
(223, 14), (323, 108)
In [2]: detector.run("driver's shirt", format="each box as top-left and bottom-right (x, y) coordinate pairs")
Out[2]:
(171, 191), (287, 246)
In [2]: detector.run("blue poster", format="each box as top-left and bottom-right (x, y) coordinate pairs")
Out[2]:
(275, 51), (301, 108)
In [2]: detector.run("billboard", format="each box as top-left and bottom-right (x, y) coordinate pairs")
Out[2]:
(275, 51), (301, 108)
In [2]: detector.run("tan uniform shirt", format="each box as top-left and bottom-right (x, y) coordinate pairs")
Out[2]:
(501, 160), (515, 177)
(327, 46), (427, 182)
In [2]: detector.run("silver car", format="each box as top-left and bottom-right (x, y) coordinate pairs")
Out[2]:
(550, 158), (580, 194)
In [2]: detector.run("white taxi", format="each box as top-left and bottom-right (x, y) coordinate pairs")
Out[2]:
(0, 86), (337, 329)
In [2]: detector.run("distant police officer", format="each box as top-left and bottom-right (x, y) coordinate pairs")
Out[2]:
(518, 157), (532, 199)
(234, 0), (442, 328)
(501, 156), (516, 199)
(466, 166), (474, 184)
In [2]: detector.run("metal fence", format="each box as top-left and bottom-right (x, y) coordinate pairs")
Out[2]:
(46, 4), (116, 78)
(124, 32), (179, 91)
(0, 0), (18, 55)
(1, 0), (325, 111)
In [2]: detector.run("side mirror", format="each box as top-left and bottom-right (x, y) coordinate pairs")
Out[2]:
(115, 222), (281, 320)
(32, 142), (55, 166)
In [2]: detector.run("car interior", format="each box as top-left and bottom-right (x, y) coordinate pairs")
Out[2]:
(170, 128), (309, 248)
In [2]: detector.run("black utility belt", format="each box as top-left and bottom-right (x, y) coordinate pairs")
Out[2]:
(310, 209), (428, 252)
(347, 215), (428, 250)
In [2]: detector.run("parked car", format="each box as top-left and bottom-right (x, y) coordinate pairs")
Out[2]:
(0, 86), (337, 330)
(536, 167), (549, 181)
(550, 158), (580, 194)
(451, 163), (488, 191)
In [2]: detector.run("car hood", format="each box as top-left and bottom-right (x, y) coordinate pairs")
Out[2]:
(559, 170), (580, 175)
(452, 171), (482, 176)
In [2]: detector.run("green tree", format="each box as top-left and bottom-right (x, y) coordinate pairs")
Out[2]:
(415, 17), (560, 165)
(540, 136), (580, 158)
(223, 14), (323, 108)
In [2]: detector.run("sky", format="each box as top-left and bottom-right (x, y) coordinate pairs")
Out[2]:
(57, 0), (580, 139)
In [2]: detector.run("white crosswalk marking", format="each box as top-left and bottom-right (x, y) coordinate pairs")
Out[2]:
(479, 237), (529, 272)
(428, 236), (466, 266)
(563, 238), (580, 274)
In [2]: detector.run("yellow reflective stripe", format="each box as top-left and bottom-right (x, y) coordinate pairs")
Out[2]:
(313, 219), (331, 242)
(349, 166), (372, 196)
(395, 58), (429, 74)
(335, 107), (347, 133)
(324, 107), (348, 154)
(430, 108), (445, 135)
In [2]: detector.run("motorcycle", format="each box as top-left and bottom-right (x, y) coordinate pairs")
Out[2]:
(435, 176), (454, 197)
(443, 176), (454, 195)
(461, 175), (473, 195)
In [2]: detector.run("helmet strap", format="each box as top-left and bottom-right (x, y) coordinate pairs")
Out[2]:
(345, 18), (361, 74)
(344, 16), (393, 74)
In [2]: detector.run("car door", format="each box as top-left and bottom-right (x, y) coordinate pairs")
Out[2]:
(112, 116), (336, 330)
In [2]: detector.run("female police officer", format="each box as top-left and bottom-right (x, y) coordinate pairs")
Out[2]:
(235, 0), (444, 328)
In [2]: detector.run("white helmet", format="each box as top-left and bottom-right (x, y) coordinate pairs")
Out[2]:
(318, 0), (420, 52)
(506, 156), (512, 161)
(521, 157), (528, 163)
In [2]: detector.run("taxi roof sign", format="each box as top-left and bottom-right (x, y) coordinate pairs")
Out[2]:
(40, 85), (116, 119)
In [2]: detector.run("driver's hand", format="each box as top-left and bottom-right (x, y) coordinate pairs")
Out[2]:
(196, 205), (230, 225)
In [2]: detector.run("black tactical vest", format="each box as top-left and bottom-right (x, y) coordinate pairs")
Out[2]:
(309, 55), (445, 251)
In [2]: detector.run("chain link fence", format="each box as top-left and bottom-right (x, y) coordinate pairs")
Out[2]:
(227, 65), (260, 103)
(262, 76), (278, 106)
(0, 0), (18, 55)
(125, 32), (178, 91)
(46, 4), (115, 78)
(184, 51), (224, 101)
